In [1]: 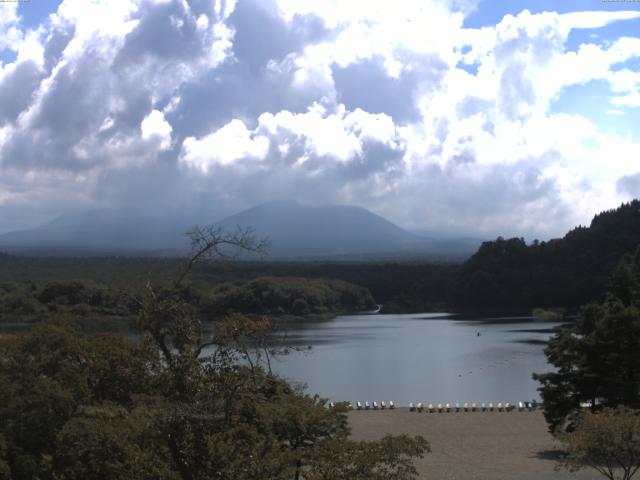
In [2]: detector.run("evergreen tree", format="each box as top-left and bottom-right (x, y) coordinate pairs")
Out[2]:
(534, 247), (640, 432)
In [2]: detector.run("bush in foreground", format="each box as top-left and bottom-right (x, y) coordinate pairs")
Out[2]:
(557, 407), (640, 480)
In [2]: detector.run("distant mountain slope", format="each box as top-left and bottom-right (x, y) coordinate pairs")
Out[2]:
(0, 210), (197, 254)
(0, 202), (481, 260)
(217, 201), (424, 257)
(454, 200), (640, 308)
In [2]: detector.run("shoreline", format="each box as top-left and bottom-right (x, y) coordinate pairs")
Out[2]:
(348, 409), (600, 480)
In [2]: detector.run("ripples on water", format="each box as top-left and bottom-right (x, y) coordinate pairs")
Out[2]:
(256, 312), (564, 406)
(2, 312), (563, 406)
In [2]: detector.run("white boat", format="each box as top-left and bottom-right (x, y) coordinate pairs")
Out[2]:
(360, 304), (383, 314)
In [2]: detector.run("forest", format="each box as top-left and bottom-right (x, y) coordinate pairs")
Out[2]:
(1, 200), (640, 324)
(0, 228), (429, 480)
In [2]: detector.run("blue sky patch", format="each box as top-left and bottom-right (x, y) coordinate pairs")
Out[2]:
(18, 0), (57, 30)
(550, 79), (639, 141)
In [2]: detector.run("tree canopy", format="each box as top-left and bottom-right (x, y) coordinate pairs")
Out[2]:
(456, 200), (640, 309)
(557, 407), (640, 480)
(534, 247), (640, 433)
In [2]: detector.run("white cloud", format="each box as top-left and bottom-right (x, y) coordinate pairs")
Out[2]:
(0, 3), (22, 55)
(141, 109), (172, 150)
(560, 10), (640, 30)
(181, 119), (270, 171)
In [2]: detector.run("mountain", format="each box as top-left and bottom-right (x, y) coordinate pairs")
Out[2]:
(218, 201), (415, 257)
(216, 201), (479, 259)
(0, 209), (199, 255)
(0, 201), (480, 259)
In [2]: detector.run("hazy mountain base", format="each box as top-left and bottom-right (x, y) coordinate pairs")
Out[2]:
(0, 201), (482, 261)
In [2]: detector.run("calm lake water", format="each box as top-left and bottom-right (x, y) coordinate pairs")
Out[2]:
(2, 312), (562, 406)
(231, 312), (563, 406)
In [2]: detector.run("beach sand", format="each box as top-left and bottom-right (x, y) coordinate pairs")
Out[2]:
(348, 409), (601, 480)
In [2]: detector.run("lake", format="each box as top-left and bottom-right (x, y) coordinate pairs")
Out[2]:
(1, 312), (562, 407)
(224, 312), (563, 406)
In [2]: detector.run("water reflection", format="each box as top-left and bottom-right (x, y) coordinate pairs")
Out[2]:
(250, 312), (562, 406)
(2, 312), (562, 406)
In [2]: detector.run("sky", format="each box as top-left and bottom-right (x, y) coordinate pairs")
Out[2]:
(0, 0), (639, 239)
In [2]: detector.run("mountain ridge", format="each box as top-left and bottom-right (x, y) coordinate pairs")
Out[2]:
(0, 201), (481, 260)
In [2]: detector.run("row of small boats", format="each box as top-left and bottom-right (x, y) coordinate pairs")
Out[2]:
(408, 401), (538, 412)
(328, 401), (396, 410)
(327, 400), (539, 412)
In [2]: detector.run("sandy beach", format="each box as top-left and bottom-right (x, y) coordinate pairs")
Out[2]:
(348, 409), (601, 480)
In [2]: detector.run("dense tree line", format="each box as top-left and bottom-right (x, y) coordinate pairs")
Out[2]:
(204, 277), (376, 318)
(0, 254), (455, 313)
(0, 275), (377, 325)
(454, 200), (640, 309)
(0, 280), (137, 324)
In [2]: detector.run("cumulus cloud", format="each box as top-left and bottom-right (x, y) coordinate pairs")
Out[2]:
(0, 0), (639, 238)
(141, 109), (173, 150)
(181, 118), (269, 170)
